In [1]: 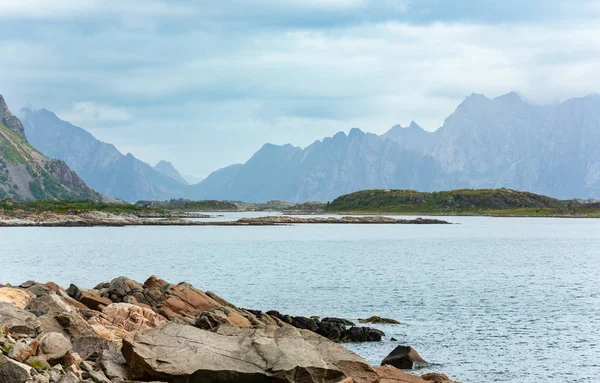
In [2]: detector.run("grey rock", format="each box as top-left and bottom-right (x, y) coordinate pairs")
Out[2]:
(0, 302), (40, 337)
(99, 350), (127, 380)
(106, 278), (143, 303)
(57, 372), (81, 383)
(37, 332), (73, 363)
(72, 337), (116, 362)
(122, 323), (378, 382)
(27, 294), (74, 315)
(0, 354), (32, 383)
(53, 312), (98, 340)
(86, 370), (111, 383)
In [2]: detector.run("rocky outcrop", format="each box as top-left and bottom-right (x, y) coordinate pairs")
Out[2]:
(0, 95), (25, 138)
(0, 93), (105, 202)
(0, 278), (456, 383)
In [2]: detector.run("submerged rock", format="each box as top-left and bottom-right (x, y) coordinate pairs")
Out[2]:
(359, 316), (401, 324)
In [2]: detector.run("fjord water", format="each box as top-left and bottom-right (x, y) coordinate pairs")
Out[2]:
(1, 215), (599, 383)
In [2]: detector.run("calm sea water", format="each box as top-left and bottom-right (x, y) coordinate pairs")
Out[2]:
(1, 214), (599, 383)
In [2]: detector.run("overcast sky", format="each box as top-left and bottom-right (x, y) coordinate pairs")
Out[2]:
(1, 0), (600, 178)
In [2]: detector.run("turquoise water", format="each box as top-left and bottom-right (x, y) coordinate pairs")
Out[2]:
(1, 214), (599, 382)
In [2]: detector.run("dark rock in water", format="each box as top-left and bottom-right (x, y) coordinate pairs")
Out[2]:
(292, 316), (320, 332)
(381, 345), (427, 369)
(345, 326), (385, 342)
(316, 320), (346, 341)
(359, 316), (401, 324)
(322, 317), (355, 326)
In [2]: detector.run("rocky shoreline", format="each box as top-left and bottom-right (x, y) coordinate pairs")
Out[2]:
(0, 211), (451, 227)
(1, 276), (457, 383)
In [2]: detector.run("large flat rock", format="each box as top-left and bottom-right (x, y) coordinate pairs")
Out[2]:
(122, 323), (379, 383)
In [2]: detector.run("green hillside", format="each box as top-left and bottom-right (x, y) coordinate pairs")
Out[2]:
(0, 121), (102, 201)
(325, 188), (600, 217)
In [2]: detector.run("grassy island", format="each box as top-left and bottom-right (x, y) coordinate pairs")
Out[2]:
(325, 188), (600, 217)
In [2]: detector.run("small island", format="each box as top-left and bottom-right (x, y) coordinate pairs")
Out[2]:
(324, 188), (600, 217)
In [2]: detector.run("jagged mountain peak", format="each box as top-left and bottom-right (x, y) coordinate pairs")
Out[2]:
(155, 160), (188, 185)
(0, 94), (26, 139)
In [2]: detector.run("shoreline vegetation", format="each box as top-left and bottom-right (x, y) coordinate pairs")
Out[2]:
(0, 276), (457, 383)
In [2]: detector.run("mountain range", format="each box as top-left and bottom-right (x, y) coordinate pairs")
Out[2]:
(12, 92), (600, 202)
(0, 95), (103, 201)
(19, 107), (189, 202)
(189, 92), (600, 201)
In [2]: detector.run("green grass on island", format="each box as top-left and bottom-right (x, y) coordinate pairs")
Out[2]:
(324, 188), (600, 217)
(0, 199), (157, 214)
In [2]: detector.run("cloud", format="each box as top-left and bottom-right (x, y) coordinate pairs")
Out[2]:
(0, 0), (194, 20)
(59, 102), (132, 126)
(1, 0), (600, 177)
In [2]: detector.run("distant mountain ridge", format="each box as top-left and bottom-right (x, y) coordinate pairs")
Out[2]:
(190, 92), (600, 201)
(0, 95), (104, 201)
(17, 92), (600, 202)
(19, 107), (188, 202)
(155, 160), (188, 185)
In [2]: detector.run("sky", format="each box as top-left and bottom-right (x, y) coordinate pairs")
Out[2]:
(1, 0), (600, 178)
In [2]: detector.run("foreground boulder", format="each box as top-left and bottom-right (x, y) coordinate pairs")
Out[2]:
(0, 354), (32, 383)
(0, 302), (39, 337)
(123, 323), (379, 382)
(0, 288), (34, 309)
(381, 346), (428, 369)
